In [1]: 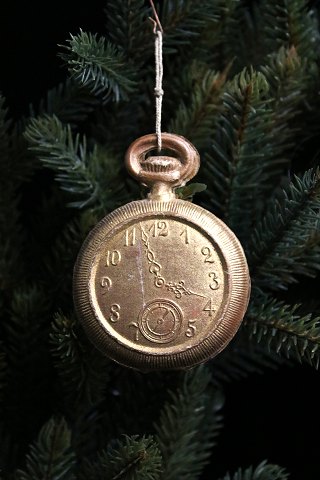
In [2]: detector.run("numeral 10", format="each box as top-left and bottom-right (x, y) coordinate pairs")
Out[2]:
(105, 250), (121, 266)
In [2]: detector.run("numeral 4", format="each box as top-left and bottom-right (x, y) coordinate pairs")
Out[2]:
(203, 299), (215, 317)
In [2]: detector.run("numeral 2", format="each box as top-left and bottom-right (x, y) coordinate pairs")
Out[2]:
(148, 221), (169, 237)
(201, 246), (215, 263)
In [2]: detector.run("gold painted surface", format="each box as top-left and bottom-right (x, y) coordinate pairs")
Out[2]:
(73, 199), (250, 370)
(73, 133), (251, 370)
(90, 217), (228, 353)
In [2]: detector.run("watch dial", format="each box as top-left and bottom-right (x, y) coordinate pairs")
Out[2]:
(89, 216), (229, 353)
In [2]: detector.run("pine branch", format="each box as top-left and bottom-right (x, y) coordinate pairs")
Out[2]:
(2, 284), (52, 434)
(24, 114), (128, 211)
(160, 0), (225, 53)
(104, 0), (151, 63)
(201, 67), (272, 241)
(257, 46), (310, 193)
(220, 1), (260, 71)
(245, 291), (320, 368)
(249, 168), (320, 290)
(50, 313), (110, 408)
(42, 213), (97, 310)
(168, 65), (229, 150)
(33, 79), (99, 125)
(15, 417), (76, 480)
(210, 330), (289, 383)
(0, 193), (24, 291)
(0, 343), (6, 405)
(259, 0), (320, 61)
(0, 96), (11, 159)
(154, 366), (223, 480)
(0, 424), (15, 474)
(0, 97), (26, 290)
(219, 460), (289, 480)
(79, 435), (162, 480)
(60, 30), (137, 103)
(4, 284), (50, 372)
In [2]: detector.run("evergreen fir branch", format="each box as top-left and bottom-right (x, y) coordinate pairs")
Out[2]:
(0, 343), (6, 404)
(262, 46), (307, 112)
(0, 97), (36, 291)
(79, 435), (162, 480)
(210, 331), (289, 383)
(0, 194), (24, 291)
(256, 46), (310, 198)
(160, 0), (225, 53)
(168, 66), (229, 150)
(50, 313), (110, 408)
(154, 365), (223, 480)
(33, 79), (99, 125)
(245, 292), (320, 368)
(259, 0), (320, 61)
(1, 282), (54, 460)
(249, 168), (320, 290)
(219, 460), (289, 480)
(0, 424), (15, 474)
(220, 1), (260, 71)
(0, 99), (21, 291)
(41, 213), (98, 310)
(104, 0), (151, 63)
(202, 67), (272, 241)
(60, 30), (137, 103)
(24, 114), (96, 208)
(15, 417), (76, 480)
(24, 114), (128, 211)
(0, 96), (36, 183)
(3, 284), (50, 373)
(0, 95), (11, 159)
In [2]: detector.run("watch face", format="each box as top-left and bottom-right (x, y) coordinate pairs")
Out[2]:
(73, 199), (250, 370)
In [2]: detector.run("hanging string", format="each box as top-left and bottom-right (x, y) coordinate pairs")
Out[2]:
(149, 0), (164, 152)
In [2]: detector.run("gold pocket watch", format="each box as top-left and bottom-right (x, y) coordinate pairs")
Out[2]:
(73, 133), (250, 371)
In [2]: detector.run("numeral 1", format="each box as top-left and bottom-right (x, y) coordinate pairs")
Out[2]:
(147, 221), (169, 237)
(180, 226), (190, 244)
(203, 299), (215, 317)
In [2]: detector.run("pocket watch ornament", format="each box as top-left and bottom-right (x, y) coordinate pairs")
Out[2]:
(73, 133), (251, 371)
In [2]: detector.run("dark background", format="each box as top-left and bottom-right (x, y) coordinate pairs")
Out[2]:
(1, 2), (319, 479)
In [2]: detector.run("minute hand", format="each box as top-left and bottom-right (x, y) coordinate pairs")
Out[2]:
(139, 224), (205, 299)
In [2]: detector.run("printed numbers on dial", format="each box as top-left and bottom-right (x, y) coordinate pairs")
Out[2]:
(147, 220), (169, 237)
(203, 298), (215, 317)
(209, 272), (219, 290)
(100, 276), (112, 294)
(201, 246), (215, 263)
(106, 250), (121, 266)
(108, 304), (120, 323)
(185, 319), (196, 338)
